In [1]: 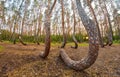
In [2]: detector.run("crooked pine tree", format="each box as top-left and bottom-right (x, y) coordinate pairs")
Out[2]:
(60, 0), (99, 71)
(40, 0), (57, 58)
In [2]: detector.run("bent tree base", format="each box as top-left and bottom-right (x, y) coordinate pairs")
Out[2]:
(71, 36), (78, 49)
(60, 0), (99, 71)
(18, 36), (27, 45)
(40, 0), (57, 58)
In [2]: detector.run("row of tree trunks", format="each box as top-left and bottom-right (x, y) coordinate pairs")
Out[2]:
(60, 0), (99, 71)
(40, 0), (57, 58)
(98, 0), (113, 46)
(10, 0), (24, 45)
(103, 1), (113, 46)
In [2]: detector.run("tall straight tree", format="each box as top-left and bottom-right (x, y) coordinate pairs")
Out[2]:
(60, 0), (99, 71)
(40, 0), (57, 58)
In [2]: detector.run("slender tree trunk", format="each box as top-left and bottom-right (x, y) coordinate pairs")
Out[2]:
(60, 0), (99, 71)
(60, 0), (67, 48)
(71, 0), (78, 49)
(116, 17), (120, 39)
(103, 0), (113, 46)
(0, 26), (2, 42)
(18, 14), (27, 45)
(98, 0), (111, 46)
(0, 1), (5, 42)
(35, 15), (42, 45)
(87, 0), (104, 47)
(40, 0), (57, 58)
(12, 21), (17, 44)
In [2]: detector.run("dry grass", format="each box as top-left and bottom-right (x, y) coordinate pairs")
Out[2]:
(0, 42), (120, 77)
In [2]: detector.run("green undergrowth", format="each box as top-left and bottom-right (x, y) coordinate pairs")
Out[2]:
(51, 42), (89, 47)
(113, 40), (120, 44)
(0, 46), (4, 52)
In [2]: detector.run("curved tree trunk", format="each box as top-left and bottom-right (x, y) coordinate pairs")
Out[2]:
(60, 0), (67, 48)
(71, 1), (78, 49)
(103, 2), (113, 46)
(11, 0), (24, 44)
(18, 13), (27, 46)
(98, 0), (113, 46)
(18, 36), (27, 45)
(99, 0), (113, 46)
(40, 10), (51, 58)
(34, 13), (42, 45)
(40, 0), (57, 58)
(60, 0), (99, 71)
(33, 19), (40, 45)
(12, 22), (17, 44)
(35, 28), (40, 45)
(87, 0), (104, 48)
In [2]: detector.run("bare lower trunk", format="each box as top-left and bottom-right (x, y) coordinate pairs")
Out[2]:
(60, 0), (66, 48)
(87, 0), (104, 48)
(71, 36), (78, 49)
(60, 0), (99, 71)
(18, 36), (27, 45)
(0, 28), (2, 42)
(118, 25), (120, 39)
(61, 36), (67, 48)
(71, 0), (78, 49)
(40, 15), (51, 58)
(40, 0), (56, 58)
(12, 25), (16, 44)
(103, 0), (113, 46)
(13, 34), (16, 44)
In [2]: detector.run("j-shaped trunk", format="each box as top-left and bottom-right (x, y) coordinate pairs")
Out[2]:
(60, 0), (99, 71)
(40, 16), (51, 58)
(40, 0), (56, 58)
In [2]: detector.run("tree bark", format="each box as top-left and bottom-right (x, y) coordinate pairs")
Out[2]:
(87, 0), (104, 48)
(35, 16), (41, 45)
(103, 0), (113, 46)
(40, 0), (57, 58)
(71, 0), (78, 49)
(18, 12), (27, 45)
(60, 0), (99, 71)
(60, 0), (67, 48)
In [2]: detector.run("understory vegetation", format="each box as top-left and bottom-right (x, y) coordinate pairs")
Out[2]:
(0, 30), (120, 44)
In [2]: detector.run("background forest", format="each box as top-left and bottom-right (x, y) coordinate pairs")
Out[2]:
(0, 0), (120, 77)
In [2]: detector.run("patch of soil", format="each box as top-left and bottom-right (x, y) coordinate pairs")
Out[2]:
(0, 42), (120, 77)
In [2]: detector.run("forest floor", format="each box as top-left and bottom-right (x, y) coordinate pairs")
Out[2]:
(0, 42), (120, 77)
